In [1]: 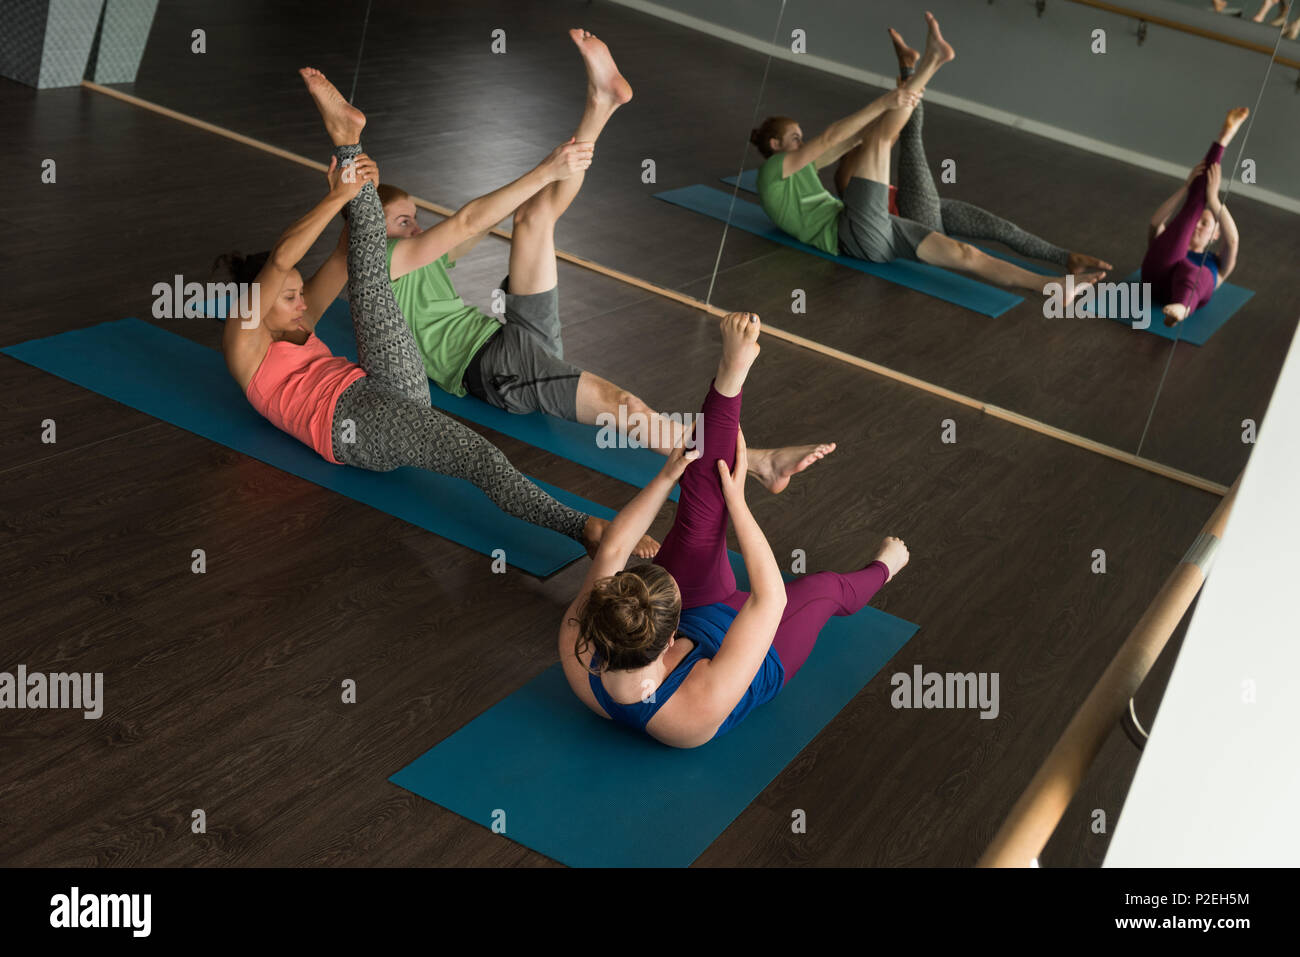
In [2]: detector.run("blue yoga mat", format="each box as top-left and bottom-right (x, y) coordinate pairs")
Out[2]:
(1080, 269), (1254, 346)
(657, 183), (1025, 318)
(1, 318), (610, 577)
(309, 299), (679, 501)
(723, 170), (1057, 277)
(390, 553), (920, 867)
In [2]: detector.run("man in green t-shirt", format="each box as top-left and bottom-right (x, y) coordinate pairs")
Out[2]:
(750, 12), (1104, 299)
(367, 29), (836, 495)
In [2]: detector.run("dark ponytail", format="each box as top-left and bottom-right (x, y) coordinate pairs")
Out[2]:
(750, 116), (796, 158)
(210, 250), (271, 285)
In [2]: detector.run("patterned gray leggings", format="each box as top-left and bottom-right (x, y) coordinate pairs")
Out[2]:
(328, 142), (588, 542)
(894, 71), (1070, 267)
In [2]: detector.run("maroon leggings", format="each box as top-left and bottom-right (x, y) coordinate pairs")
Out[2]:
(1141, 141), (1225, 314)
(653, 382), (889, 684)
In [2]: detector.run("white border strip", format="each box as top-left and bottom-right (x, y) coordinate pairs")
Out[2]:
(607, 0), (1300, 215)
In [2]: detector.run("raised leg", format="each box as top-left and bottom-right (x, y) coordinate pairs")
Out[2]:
(575, 372), (835, 494)
(843, 13), (955, 186)
(652, 313), (760, 609)
(1143, 141), (1225, 278)
(506, 29), (631, 295)
(301, 67), (428, 404)
(888, 30), (945, 233)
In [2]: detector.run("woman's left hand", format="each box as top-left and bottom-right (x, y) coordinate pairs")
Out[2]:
(1205, 162), (1222, 204)
(661, 423), (702, 482)
(327, 153), (379, 200)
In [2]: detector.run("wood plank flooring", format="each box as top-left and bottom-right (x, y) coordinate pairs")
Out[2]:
(1, 0), (1281, 866)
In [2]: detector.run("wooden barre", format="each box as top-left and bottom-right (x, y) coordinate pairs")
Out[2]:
(978, 474), (1240, 867)
(82, 81), (1228, 499)
(1064, 0), (1300, 69)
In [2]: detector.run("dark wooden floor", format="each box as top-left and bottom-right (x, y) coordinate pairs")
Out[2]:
(0, 0), (1282, 867)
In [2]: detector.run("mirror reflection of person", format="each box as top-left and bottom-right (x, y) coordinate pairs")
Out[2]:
(832, 25), (1111, 280)
(750, 12), (1104, 303)
(1142, 108), (1247, 326)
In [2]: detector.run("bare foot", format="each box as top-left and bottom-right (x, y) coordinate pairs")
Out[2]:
(581, 516), (659, 560)
(888, 27), (920, 74)
(1251, 0), (1279, 22)
(1067, 252), (1114, 274)
(1163, 303), (1189, 327)
(299, 67), (365, 146)
(921, 11), (956, 66)
(872, 536), (910, 583)
(751, 443), (837, 494)
(716, 311), (761, 396)
(570, 28), (633, 106)
(1045, 270), (1104, 301)
(1218, 107), (1250, 147)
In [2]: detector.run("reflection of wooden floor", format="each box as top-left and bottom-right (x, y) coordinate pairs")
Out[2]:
(102, 0), (1299, 486)
(0, 0), (1277, 867)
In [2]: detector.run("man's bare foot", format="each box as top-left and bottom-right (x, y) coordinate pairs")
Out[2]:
(1163, 303), (1190, 327)
(299, 67), (365, 146)
(1218, 107), (1250, 147)
(1045, 270), (1105, 301)
(888, 27), (920, 73)
(750, 443), (837, 494)
(1251, 0), (1280, 22)
(872, 536), (910, 583)
(570, 28), (633, 107)
(716, 312), (761, 396)
(921, 11), (956, 66)
(1067, 252), (1114, 274)
(581, 516), (659, 560)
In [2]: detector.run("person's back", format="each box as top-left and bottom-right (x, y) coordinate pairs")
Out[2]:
(755, 149), (845, 255)
(586, 602), (785, 745)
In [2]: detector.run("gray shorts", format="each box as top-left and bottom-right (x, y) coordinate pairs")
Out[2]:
(462, 274), (583, 420)
(837, 177), (933, 263)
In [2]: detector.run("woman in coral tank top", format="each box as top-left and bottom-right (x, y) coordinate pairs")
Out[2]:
(221, 68), (653, 558)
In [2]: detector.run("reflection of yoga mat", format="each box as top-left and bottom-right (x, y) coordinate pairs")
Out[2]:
(1, 319), (607, 577)
(723, 171), (1057, 277)
(310, 300), (679, 502)
(657, 184), (1024, 318)
(1084, 270), (1254, 346)
(390, 552), (920, 867)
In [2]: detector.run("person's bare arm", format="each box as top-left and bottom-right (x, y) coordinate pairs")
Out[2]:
(301, 221), (348, 330)
(389, 139), (592, 280)
(1208, 166), (1239, 282)
(781, 87), (920, 179)
(231, 153), (372, 343)
(445, 229), (491, 265)
(813, 135), (863, 172)
(579, 439), (698, 594)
